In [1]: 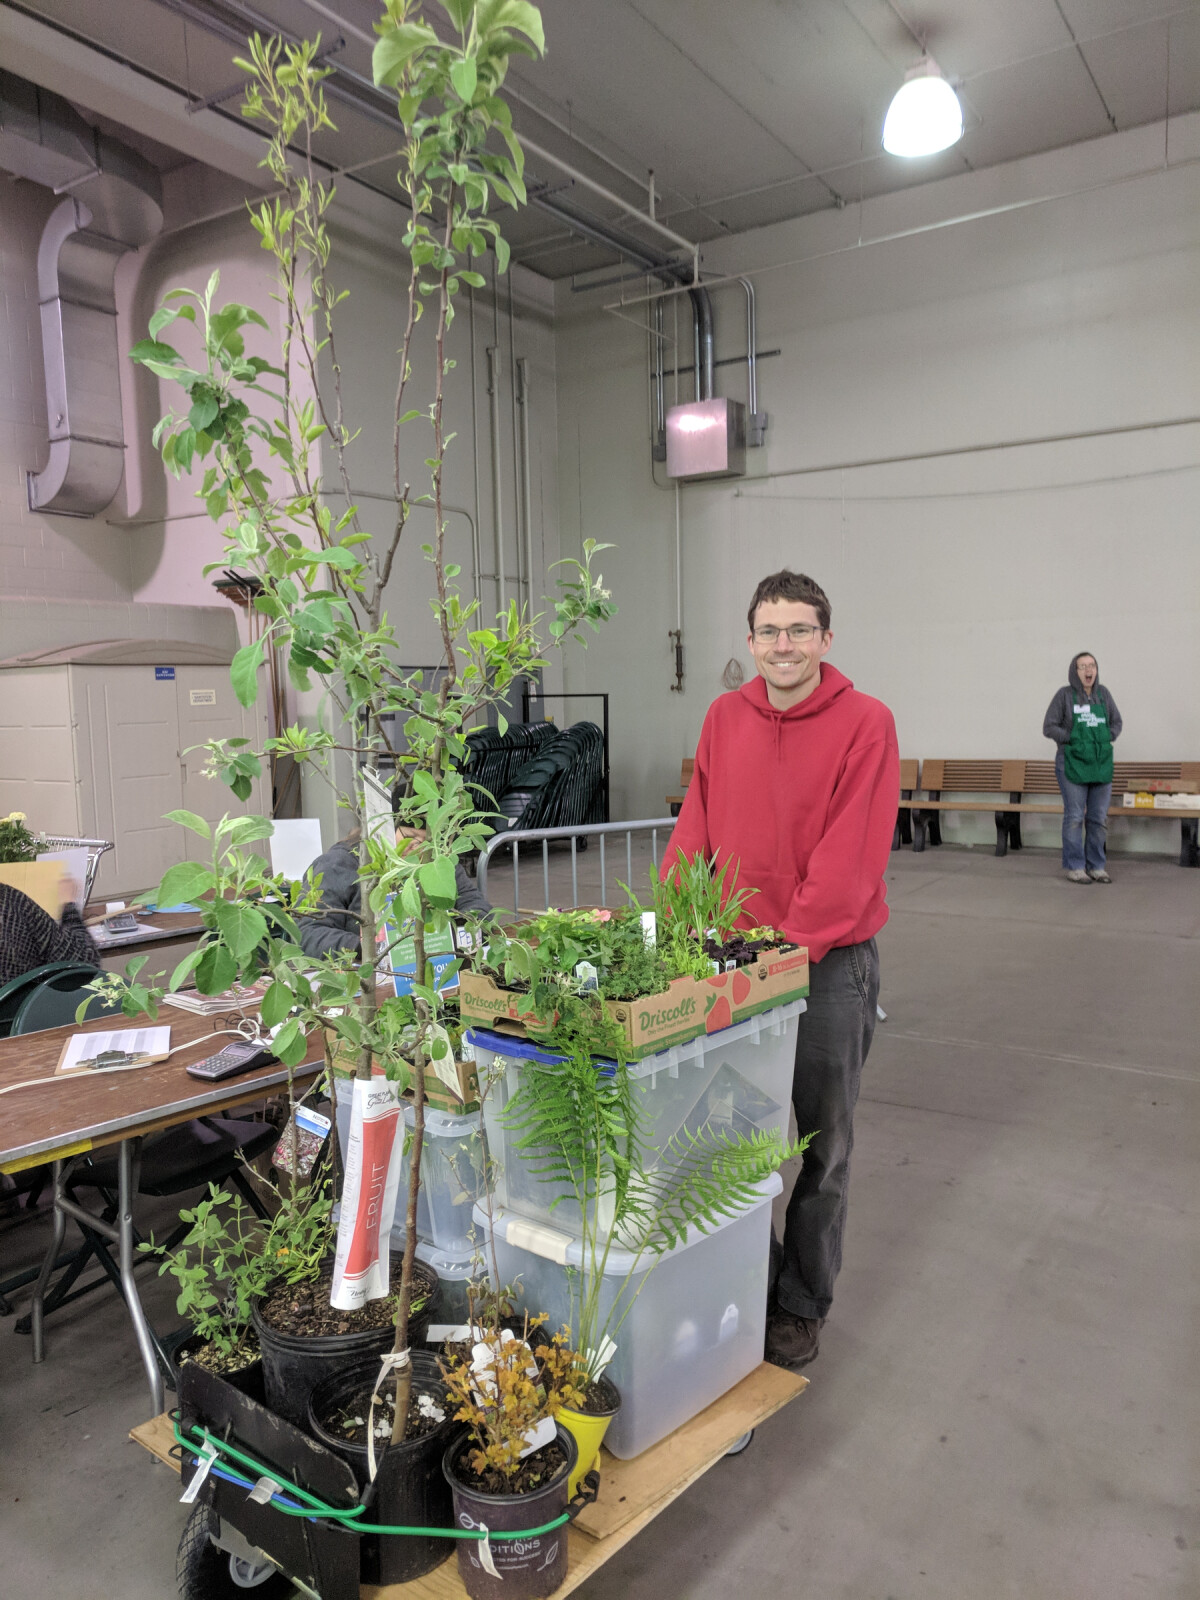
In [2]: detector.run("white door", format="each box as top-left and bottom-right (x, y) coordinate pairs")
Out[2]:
(174, 665), (271, 838)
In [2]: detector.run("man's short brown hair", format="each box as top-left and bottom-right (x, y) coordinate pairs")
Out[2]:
(747, 570), (831, 632)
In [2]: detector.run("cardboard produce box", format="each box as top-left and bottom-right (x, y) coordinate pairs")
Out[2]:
(459, 944), (810, 1061)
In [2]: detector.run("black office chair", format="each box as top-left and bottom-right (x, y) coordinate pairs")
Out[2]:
(0, 962), (99, 1038)
(12, 977), (279, 1376)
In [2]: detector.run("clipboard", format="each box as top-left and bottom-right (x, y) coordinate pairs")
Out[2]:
(54, 1027), (173, 1076)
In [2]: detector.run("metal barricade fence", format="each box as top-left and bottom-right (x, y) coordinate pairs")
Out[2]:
(476, 817), (677, 912)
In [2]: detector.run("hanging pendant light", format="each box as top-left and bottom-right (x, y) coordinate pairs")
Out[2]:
(882, 58), (963, 157)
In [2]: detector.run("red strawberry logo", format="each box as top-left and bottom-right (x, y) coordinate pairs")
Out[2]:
(705, 995), (733, 1034)
(731, 971), (752, 1006)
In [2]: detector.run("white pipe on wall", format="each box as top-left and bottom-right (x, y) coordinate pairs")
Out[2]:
(486, 344), (506, 615)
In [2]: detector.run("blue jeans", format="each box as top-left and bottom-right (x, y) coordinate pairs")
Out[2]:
(1056, 751), (1111, 872)
(771, 938), (879, 1322)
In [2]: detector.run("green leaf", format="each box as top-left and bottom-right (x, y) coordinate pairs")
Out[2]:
(493, 234), (510, 274)
(211, 897), (268, 961)
(441, 0), (474, 29)
(478, 0), (545, 53)
(168, 947), (207, 990)
(188, 394), (220, 432)
(157, 861), (216, 907)
(373, 21), (439, 87)
(227, 815), (274, 847)
(269, 1017), (307, 1067)
(449, 57), (477, 103)
(195, 941), (236, 995)
(164, 809), (212, 839)
(417, 856), (458, 907)
(130, 338), (181, 369)
(230, 639), (264, 707)
(259, 981), (292, 1028)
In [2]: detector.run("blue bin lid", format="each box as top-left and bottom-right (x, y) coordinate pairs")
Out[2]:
(465, 1027), (618, 1075)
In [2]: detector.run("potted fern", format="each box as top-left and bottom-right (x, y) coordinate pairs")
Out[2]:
(93, 0), (614, 1571)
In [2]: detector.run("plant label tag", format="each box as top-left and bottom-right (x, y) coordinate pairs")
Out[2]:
(180, 1441), (218, 1504)
(330, 1076), (405, 1310)
(476, 1523), (502, 1580)
(587, 1335), (618, 1380)
(428, 1022), (463, 1099)
(725, 958), (737, 972)
(295, 1105), (332, 1137)
(641, 911), (657, 947)
(518, 1415), (557, 1458)
(247, 1476), (281, 1506)
(575, 960), (598, 992)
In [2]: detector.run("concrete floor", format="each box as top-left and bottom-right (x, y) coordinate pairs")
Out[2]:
(2, 843), (1197, 1599)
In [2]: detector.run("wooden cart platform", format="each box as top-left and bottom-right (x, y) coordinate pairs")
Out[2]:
(131, 1363), (807, 1598)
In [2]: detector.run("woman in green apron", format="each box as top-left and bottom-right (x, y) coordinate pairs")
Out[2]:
(1042, 653), (1123, 883)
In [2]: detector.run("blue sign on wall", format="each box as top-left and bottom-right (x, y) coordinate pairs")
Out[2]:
(155, 666), (176, 680)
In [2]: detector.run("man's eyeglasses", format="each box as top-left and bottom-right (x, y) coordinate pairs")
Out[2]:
(752, 624), (825, 644)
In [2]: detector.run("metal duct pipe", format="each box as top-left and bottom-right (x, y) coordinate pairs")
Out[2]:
(486, 345), (506, 615)
(516, 357), (534, 603)
(737, 276), (768, 447)
(687, 285), (714, 401)
(651, 298), (666, 460)
(0, 71), (162, 516)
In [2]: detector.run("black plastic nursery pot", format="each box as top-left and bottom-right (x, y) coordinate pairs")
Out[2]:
(252, 1256), (439, 1428)
(173, 1332), (265, 1404)
(307, 1350), (460, 1586)
(443, 1424), (578, 1600)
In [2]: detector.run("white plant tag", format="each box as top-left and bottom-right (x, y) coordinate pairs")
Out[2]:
(330, 1076), (405, 1310)
(574, 960), (598, 992)
(180, 1441), (218, 1504)
(724, 958), (737, 972)
(641, 911), (656, 947)
(476, 1523), (501, 1580)
(586, 1335), (617, 1381)
(248, 1476), (281, 1506)
(427, 1022), (463, 1099)
(518, 1416), (557, 1458)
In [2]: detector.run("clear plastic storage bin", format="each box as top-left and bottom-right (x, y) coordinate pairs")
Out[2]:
(470, 998), (804, 1241)
(335, 1083), (487, 1257)
(472, 1172), (781, 1458)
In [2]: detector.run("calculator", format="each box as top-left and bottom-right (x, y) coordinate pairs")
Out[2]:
(185, 1039), (275, 1082)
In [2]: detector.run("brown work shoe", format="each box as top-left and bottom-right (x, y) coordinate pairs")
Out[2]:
(765, 1312), (822, 1369)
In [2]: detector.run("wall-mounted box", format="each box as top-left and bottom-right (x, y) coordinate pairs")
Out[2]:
(666, 398), (746, 481)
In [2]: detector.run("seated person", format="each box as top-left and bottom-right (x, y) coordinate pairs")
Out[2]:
(296, 826), (491, 959)
(0, 880), (100, 987)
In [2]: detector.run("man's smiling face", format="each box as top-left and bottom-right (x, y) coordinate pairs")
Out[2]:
(748, 599), (832, 708)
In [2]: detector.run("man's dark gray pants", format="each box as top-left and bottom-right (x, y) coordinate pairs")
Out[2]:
(771, 938), (880, 1322)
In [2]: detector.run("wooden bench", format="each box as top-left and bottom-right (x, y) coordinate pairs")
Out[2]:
(892, 757), (919, 849)
(912, 759), (1200, 866)
(667, 757), (694, 817)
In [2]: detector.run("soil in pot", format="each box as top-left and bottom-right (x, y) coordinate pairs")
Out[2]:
(443, 1426), (576, 1600)
(308, 1351), (458, 1586)
(253, 1256), (439, 1428)
(558, 1373), (620, 1498)
(174, 1331), (264, 1402)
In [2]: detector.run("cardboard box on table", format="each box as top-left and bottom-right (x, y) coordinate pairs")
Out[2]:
(325, 1032), (481, 1113)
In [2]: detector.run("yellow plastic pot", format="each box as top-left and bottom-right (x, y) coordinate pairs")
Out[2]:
(559, 1376), (620, 1498)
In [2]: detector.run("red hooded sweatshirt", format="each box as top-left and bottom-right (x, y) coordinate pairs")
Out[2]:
(665, 665), (899, 965)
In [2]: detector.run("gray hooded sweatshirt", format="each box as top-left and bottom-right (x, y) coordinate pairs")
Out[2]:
(1042, 655), (1123, 751)
(296, 836), (492, 958)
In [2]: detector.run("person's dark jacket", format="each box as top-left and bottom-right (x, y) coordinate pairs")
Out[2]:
(296, 837), (492, 959)
(1043, 655), (1123, 749)
(0, 884), (100, 987)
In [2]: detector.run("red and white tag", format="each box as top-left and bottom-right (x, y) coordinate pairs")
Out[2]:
(330, 1076), (404, 1310)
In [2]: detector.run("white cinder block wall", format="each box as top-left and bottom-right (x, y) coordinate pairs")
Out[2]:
(554, 115), (1200, 856)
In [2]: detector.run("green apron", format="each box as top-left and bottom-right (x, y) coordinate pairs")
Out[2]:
(1064, 695), (1113, 785)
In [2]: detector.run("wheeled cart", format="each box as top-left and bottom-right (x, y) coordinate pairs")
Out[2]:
(132, 1363), (807, 1598)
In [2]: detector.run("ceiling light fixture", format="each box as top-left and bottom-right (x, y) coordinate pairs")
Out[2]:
(882, 58), (963, 158)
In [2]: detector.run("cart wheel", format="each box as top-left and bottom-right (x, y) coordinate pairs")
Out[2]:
(724, 1429), (755, 1457)
(177, 1504), (291, 1598)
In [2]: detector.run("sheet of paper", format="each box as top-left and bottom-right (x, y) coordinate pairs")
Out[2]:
(0, 860), (65, 919)
(268, 817), (324, 881)
(55, 1027), (172, 1076)
(37, 848), (89, 909)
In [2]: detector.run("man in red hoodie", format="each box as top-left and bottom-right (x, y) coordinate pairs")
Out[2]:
(666, 569), (899, 1369)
